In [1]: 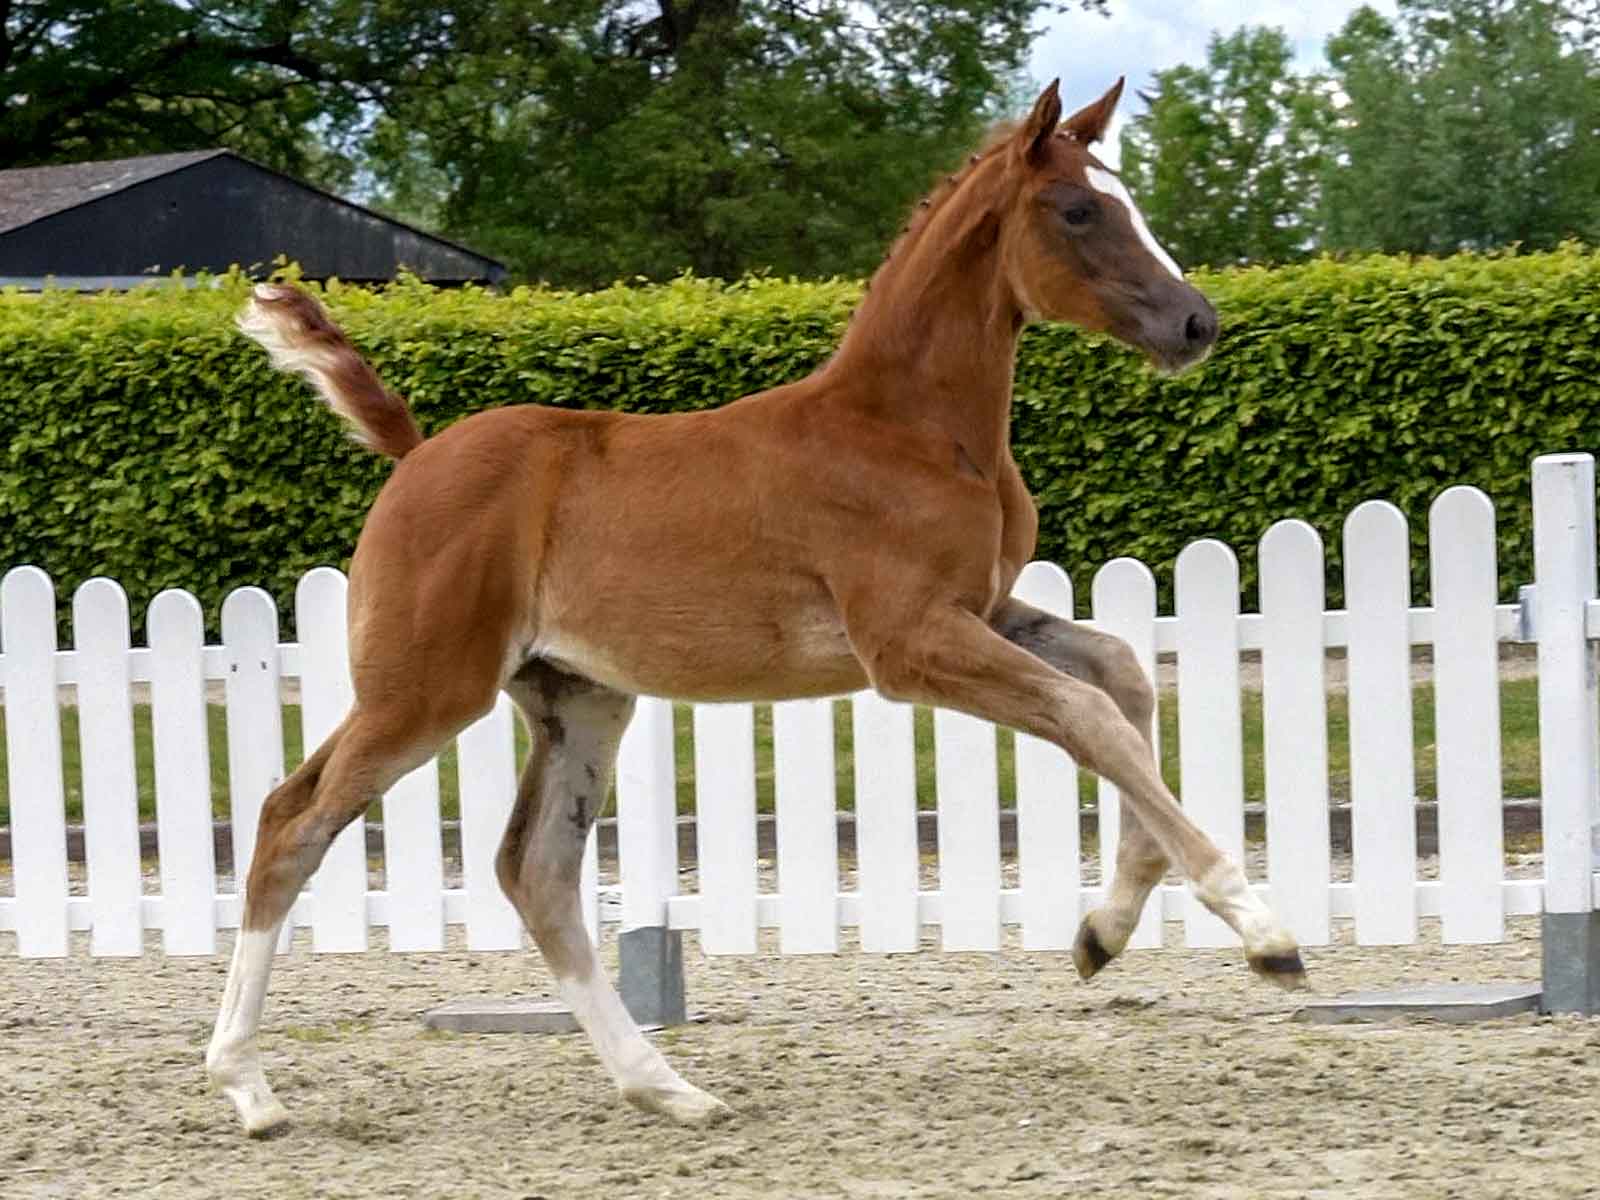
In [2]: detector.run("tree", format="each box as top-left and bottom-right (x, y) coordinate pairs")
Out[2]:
(1118, 26), (1331, 268)
(2, 1), (1113, 285)
(366, 0), (1111, 285)
(0, 1), (502, 187)
(1323, 0), (1600, 254)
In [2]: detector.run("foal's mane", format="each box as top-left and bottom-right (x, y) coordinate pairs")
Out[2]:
(868, 122), (1020, 286)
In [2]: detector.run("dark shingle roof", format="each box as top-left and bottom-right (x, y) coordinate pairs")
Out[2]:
(0, 149), (227, 235)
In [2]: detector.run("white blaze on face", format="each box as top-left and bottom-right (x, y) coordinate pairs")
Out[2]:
(1085, 165), (1184, 281)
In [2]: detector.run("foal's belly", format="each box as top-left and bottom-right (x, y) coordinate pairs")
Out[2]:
(533, 595), (871, 703)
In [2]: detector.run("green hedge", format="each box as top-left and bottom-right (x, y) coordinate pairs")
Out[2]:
(2, 249), (1598, 640)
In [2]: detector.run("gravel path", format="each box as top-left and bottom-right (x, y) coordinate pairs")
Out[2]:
(5, 920), (1598, 1200)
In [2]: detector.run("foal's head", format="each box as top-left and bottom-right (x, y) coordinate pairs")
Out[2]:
(999, 79), (1217, 372)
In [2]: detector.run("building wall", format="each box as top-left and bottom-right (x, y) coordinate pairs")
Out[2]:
(0, 158), (499, 283)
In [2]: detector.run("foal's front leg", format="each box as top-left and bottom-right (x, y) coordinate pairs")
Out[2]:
(991, 598), (1169, 979)
(852, 603), (1304, 986)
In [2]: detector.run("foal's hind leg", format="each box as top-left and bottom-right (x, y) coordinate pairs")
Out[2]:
(207, 703), (478, 1135)
(498, 662), (726, 1125)
(994, 600), (1170, 977)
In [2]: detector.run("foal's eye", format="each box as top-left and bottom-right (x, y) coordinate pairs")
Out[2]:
(1063, 204), (1093, 227)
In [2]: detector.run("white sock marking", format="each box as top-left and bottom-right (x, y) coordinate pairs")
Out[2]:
(207, 928), (289, 1132)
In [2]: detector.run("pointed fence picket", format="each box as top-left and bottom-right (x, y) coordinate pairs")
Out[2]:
(73, 579), (143, 956)
(1012, 562), (1078, 951)
(1259, 521), (1332, 947)
(6, 461), (1598, 966)
(1345, 502), (1419, 945)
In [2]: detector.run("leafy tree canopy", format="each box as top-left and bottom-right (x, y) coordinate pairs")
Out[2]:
(1120, 26), (1330, 269)
(1323, 0), (1600, 255)
(1, 0), (1113, 284)
(1116, 0), (1600, 266)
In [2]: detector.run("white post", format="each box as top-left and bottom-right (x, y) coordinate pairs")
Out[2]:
(74, 579), (144, 956)
(1090, 558), (1161, 948)
(851, 691), (920, 953)
(1429, 487), (1504, 944)
(693, 702), (759, 954)
(148, 589), (219, 956)
(1012, 562), (1079, 952)
(456, 695), (523, 951)
(1175, 539), (1245, 948)
(1344, 501), (1419, 945)
(773, 697), (840, 954)
(2, 567), (70, 957)
(616, 697), (685, 1024)
(297, 568), (367, 952)
(1259, 520), (1332, 947)
(1532, 453), (1600, 1014)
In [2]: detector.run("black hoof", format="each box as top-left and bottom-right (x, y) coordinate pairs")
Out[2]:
(1072, 922), (1114, 981)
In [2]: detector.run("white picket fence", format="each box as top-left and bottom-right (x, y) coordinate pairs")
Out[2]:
(3, 458), (1598, 960)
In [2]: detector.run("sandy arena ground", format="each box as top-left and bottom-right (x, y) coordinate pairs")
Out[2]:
(4, 920), (1599, 1200)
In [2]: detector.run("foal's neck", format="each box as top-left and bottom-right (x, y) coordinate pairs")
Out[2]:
(823, 177), (1021, 477)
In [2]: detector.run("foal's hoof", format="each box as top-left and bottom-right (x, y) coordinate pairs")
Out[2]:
(1071, 919), (1115, 982)
(242, 1100), (291, 1139)
(622, 1082), (731, 1127)
(1248, 950), (1308, 992)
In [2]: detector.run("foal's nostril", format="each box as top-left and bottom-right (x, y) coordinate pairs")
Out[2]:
(1184, 310), (1215, 346)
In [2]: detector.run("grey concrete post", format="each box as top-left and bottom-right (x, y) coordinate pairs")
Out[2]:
(619, 926), (687, 1027)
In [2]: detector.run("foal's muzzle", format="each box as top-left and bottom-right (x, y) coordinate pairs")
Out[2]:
(1136, 283), (1218, 373)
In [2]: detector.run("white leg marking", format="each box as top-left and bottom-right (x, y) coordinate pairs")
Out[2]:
(1085, 165), (1185, 280)
(543, 896), (728, 1124)
(206, 928), (290, 1135)
(1193, 859), (1299, 961)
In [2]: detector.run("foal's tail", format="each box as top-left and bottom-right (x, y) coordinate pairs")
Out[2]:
(237, 284), (424, 461)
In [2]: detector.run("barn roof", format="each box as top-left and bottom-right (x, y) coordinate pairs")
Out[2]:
(0, 150), (227, 235)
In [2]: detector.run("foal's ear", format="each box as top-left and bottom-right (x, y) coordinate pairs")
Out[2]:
(1015, 79), (1063, 166)
(1061, 77), (1125, 145)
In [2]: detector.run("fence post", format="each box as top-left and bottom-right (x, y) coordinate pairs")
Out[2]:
(1532, 453), (1600, 1014)
(616, 697), (686, 1026)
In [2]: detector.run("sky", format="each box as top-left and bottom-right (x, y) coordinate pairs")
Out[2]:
(1030, 0), (1401, 166)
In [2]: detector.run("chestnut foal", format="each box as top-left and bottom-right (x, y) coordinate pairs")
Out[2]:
(207, 79), (1305, 1137)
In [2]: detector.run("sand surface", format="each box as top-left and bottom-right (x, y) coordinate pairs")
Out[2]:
(5, 921), (1599, 1200)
